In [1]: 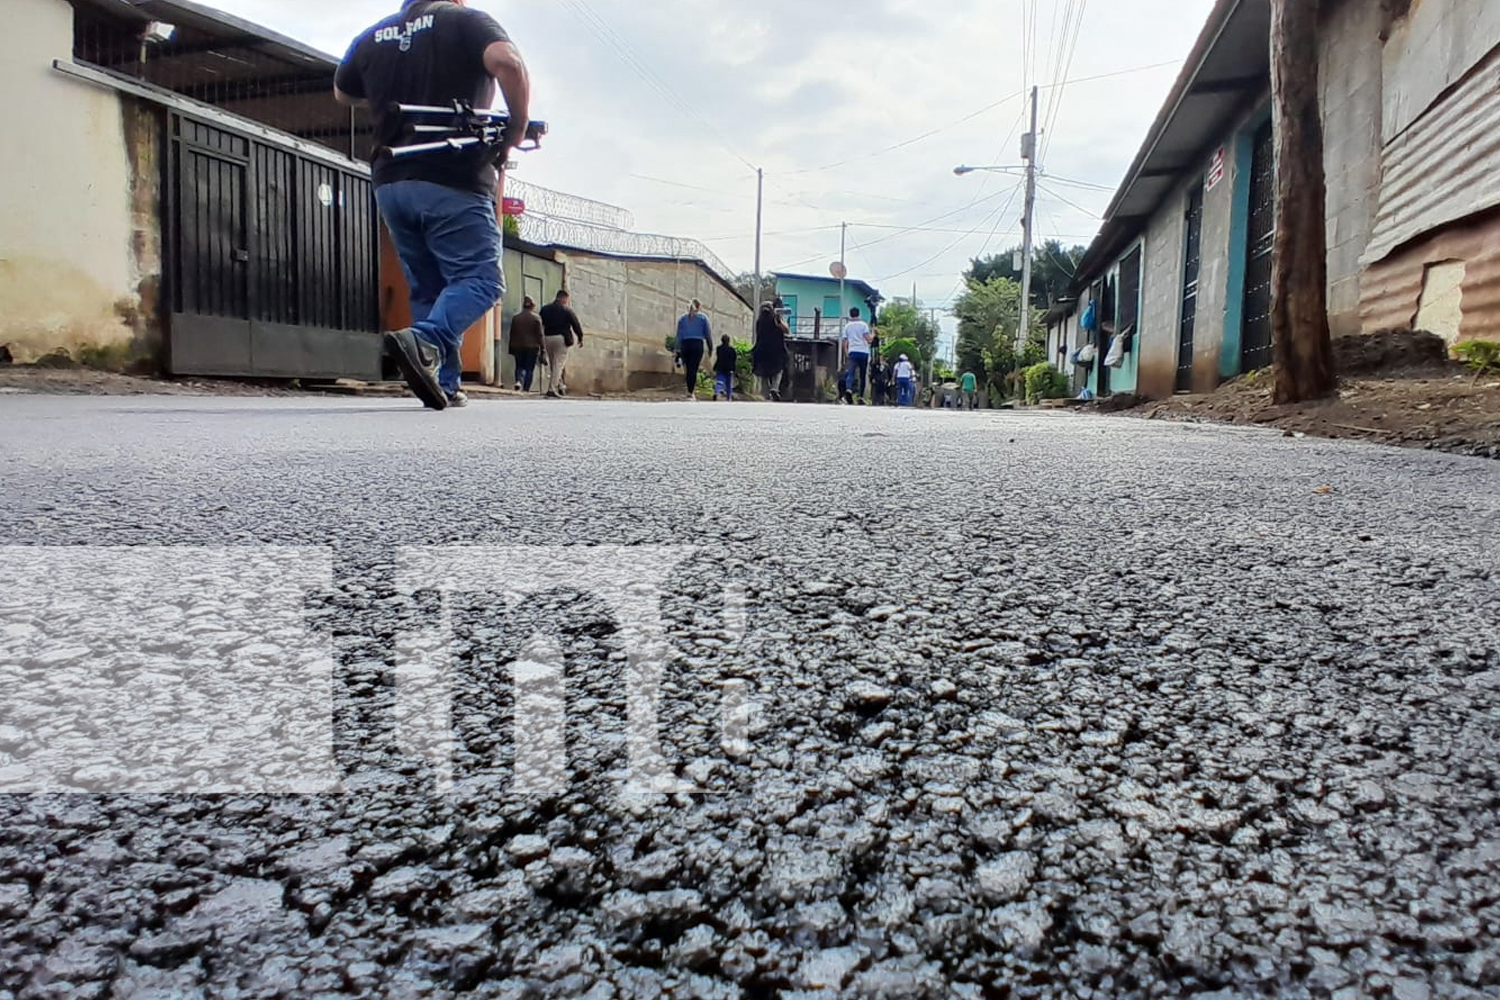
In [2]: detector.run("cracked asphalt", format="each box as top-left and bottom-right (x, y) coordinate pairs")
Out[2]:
(2, 395), (1499, 1000)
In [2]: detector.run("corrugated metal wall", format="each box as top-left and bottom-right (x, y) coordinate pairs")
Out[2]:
(1362, 45), (1500, 266)
(1360, 207), (1500, 342)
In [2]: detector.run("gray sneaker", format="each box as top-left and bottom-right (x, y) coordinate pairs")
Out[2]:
(383, 329), (447, 411)
(447, 390), (469, 408)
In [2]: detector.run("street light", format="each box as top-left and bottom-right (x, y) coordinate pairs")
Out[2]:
(953, 164), (1024, 176)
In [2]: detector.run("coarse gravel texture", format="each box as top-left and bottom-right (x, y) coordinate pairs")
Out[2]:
(2, 396), (1499, 1000)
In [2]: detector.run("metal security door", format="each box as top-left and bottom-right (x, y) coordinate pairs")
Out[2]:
(170, 118), (253, 373)
(167, 112), (382, 379)
(1177, 182), (1205, 391)
(1241, 120), (1276, 372)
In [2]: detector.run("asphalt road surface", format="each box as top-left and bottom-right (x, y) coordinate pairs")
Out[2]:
(2, 395), (1499, 1000)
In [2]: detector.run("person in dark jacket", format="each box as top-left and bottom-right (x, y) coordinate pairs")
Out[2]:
(508, 296), (544, 392)
(751, 302), (789, 401)
(539, 289), (584, 397)
(712, 335), (738, 402)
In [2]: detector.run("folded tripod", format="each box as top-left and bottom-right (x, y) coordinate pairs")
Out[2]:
(380, 101), (548, 160)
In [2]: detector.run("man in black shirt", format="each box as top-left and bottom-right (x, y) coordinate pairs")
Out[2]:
(538, 290), (585, 398)
(336, 0), (530, 410)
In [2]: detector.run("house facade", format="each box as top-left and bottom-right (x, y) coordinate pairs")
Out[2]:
(3, 0), (389, 378)
(772, 273), (883, 340)
(1053, 0), (1500, 400)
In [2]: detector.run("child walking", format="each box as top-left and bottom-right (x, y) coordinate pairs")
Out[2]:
(713, 335), (738, 402)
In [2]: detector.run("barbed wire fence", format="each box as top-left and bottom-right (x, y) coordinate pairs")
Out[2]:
(507, 178), (743, 291)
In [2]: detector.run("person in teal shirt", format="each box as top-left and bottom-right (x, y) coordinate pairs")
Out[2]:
(961, 371), (979, 410)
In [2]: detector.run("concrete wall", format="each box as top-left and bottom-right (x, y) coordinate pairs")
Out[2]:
(1137, 191), (1188, 399)
(0, 0), (151, 362)
(554, 253), (753, 395)
(1319, 0), (1387, 337)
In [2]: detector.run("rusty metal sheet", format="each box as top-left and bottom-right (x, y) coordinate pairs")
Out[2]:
(1361, 208), (1500, 343)
(1363, 44), (1500, 265)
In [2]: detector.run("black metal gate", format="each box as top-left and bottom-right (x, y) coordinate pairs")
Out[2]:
(1177, 182), (1205, 392)
(1240, 120), (1276, 372)
(167, 114), (382, 379)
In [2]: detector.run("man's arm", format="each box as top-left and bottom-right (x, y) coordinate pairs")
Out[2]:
(333, 43), (368, 108)
(483, 40), (531, 158)
(333, 84), (369, 109)
(569, 309), (585, 346)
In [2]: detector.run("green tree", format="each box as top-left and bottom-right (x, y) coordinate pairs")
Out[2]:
(966, 240), (1086, 312)
(876, 299), (939, 367)
(732, 273), (779, 310)
(953, 276), (1047, 399)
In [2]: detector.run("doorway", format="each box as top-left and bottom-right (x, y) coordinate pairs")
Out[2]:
(1177, 182), (1205, 391)
(1240, 119), (1276, 372)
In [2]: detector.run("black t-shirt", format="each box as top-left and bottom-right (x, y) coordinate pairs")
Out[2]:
(336, 0), (511, 196)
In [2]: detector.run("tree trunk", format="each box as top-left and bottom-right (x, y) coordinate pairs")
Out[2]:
(1269, 0), (1338, 404)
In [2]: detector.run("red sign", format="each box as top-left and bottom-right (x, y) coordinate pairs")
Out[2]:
(501, 197), (526, 217)
(1206, 147), (1225, 192)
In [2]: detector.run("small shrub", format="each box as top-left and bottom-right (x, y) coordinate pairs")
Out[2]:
(1454, 340), (1500, 380)
(1022, 363), (1070, 403)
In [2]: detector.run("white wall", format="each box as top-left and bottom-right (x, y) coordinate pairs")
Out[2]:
(0, 0), (140, 361)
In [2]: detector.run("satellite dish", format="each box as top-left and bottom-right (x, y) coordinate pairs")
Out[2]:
(830, 261), (848, 280)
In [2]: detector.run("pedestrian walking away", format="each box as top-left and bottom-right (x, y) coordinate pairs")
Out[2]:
(870, 356), (893, 407)
(713, 335), (738, 402)
(894, 354), (916, 407)
(540, 290), (584, 398)
(508, 296), (544, 392)
(751, 301), (789, 401)
(961, 369), (979, 410)
(841, 307), (872, 404)
(676, 299), (713, 399)
(336, 0), (530, 411)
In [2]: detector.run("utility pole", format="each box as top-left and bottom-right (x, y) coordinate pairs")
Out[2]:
(838, 222), (848, 337)
(752, 168), (764, 330)
(1018, 85), (1039, 353)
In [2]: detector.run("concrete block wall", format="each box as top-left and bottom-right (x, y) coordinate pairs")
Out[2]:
(1137, 191), (1188, 399)
(1320, 0), (1386, 337)
(549, 252), (752, 395)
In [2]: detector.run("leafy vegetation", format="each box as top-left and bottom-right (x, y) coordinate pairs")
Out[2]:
(953, 276), (1047, 400)
(875, 300), (940, 372)
(1022, 363), (1070, 403)
(966, 240), (1086, 312)
(1455, 340), (1500, 381)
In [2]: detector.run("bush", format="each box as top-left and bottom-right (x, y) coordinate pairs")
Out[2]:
(1022, 363), (1070, 404)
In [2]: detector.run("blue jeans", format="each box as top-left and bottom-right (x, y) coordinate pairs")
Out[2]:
(896, 377), (915, 407)
(375, 181), (503, 396)
(845, 353), (869, 399)
(715, 373), (733, 400)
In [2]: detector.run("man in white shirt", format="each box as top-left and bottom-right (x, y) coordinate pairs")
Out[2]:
(840, 307), (873, 405)
(893, 354), (916, 407)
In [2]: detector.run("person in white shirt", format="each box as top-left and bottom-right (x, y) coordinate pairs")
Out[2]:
(840, 307), (873, 404)
(893, 354), (916, 407)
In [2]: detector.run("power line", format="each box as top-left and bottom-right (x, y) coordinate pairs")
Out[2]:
(558, 0), (757, 173)
(872, 180), (1023, 284)
(1037, 182), (1103, 219)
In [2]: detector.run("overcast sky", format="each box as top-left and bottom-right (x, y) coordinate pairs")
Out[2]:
(210, 0), (1215, 338)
